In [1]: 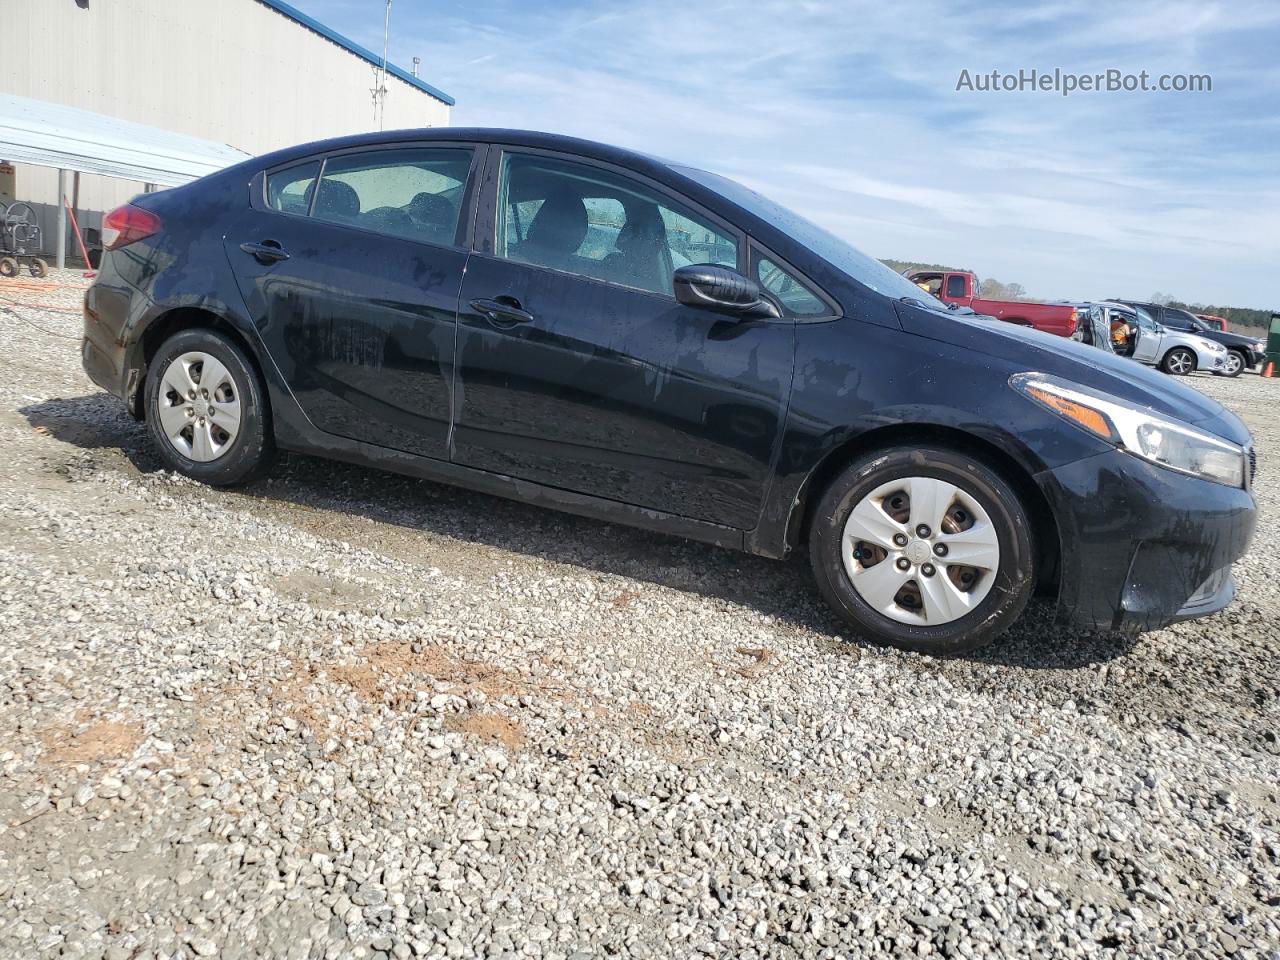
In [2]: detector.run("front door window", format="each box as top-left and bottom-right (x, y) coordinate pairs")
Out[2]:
(496, 153), (737, 297)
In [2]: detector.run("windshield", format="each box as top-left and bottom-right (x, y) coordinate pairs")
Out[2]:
(673, 164), (949, 311)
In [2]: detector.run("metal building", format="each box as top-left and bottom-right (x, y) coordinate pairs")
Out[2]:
(1, 0), (454, 264)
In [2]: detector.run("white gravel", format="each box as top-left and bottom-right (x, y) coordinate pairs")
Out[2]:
(1, 271), (1277, 959)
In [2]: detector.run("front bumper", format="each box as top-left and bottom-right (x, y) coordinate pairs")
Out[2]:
(1038, 448), (1256, 632)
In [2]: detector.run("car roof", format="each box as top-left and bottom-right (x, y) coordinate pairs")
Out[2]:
(249, 126), (701, 182)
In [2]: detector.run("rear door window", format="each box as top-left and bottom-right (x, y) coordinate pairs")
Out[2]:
(945, 274), (967, 298)
(266, 161), (320, 216)
(310, 147), (474, 246)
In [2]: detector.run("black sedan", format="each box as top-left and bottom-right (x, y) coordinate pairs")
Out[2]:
(81, 129), (1257, 653)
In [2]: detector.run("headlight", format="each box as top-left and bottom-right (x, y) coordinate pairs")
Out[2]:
(1011, 373), (1246, 487)
(1255, 341), (1266, 352)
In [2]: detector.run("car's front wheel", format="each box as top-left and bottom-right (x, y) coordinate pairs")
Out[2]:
(1220, 350), (1245, 378)
(809, 446), (1036, 655)
(145, 328), (274, 486)
(1161, 347), (1196, 376)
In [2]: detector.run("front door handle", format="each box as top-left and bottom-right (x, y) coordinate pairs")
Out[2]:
(239, 240), (290, 264)
(470, 296), (534, 326)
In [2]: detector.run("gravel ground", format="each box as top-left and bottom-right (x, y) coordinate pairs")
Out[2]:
(1, 271), (1277, 960)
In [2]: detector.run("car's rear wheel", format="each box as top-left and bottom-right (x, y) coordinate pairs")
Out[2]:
(809, 446), (1036, 655)
(1221, 350), (1245, 378)
(1161, 347), (1196, 376)
(145, 328), (274, 486)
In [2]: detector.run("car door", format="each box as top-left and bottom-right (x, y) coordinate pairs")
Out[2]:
(452, 147), (796, 531)
(225, 143), (481, 459)
(1130, 305), (1163, 362)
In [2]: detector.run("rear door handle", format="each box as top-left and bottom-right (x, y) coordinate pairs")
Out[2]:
(239, 240), (290, 264)
(469, 296), (534, 326)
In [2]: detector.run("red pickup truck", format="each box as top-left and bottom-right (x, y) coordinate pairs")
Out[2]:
(907, 270), (1079, 338)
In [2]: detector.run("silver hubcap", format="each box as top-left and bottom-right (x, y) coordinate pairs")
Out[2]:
(1225, 354), (1242, 374)
(157, 351), (242, 462)
(1168, 351), (1192, 374)
(841, 476), (1000, 627)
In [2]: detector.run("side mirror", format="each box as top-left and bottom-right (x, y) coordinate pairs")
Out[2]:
(673, 264), (779, 318)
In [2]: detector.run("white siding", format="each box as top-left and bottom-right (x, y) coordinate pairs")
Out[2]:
(1, 0), (451, 257)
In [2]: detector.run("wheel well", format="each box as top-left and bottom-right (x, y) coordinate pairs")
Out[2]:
(133, 308), (262, 419)
(789, 424), (1061, 596)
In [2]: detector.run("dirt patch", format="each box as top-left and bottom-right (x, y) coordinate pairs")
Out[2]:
(331, 641), (534, 705)
(270, 663), (332, 734)
(41, 719), (143, 767)
(449, 712), (526, 750)
(732, 646), (778, 680)
(609, 589), (640, 609)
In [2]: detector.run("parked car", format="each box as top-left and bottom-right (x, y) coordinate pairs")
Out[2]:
(906, 270), (1079, 337)
(81, 129), (1257, 654)
(1085, 302), (1228, 375)
(1070, 302), (1135, 355)
(1197, 313), (1227, 331)
(1111, 300), (1266, 377)
(1071, 302), (1128, 355)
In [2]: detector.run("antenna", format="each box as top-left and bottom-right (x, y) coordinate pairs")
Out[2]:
(372, 0), (393, 129)
(412, 56), (420, 78)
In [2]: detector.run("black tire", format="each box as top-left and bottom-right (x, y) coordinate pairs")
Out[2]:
(808, 446), (1036, 655)
(145, 328), (274, 486)
(28, 258), (48, 279)
(0, 257), (17, 279)
(1160, 347), (1196, 376)
(1220, 350), (1245, 378)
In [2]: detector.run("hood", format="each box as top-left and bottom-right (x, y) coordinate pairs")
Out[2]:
(894, 301), (1250, 445)
(1205, 328), (1262, 348)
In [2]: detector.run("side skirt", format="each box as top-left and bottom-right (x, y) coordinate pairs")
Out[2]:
(274, 431), (749, 554)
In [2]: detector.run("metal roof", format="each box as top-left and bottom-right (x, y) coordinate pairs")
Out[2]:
(0, 94), (251, 186)
(255, 0), (455, 107)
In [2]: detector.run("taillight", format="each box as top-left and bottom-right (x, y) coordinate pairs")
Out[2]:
(101, 204), (161, 251)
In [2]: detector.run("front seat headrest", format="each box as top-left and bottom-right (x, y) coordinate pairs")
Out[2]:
(306, 179), (361, 220)
(524, 188), (588, 257)
(408, 192), (455, 229)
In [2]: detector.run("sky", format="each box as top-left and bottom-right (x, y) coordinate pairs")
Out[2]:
(292, 0), (1280, 309)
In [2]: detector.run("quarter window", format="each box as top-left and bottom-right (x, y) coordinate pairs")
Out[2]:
(945, 274), (967, 298)
(308, 148), (473, 245)
(266, 161), (320, 216)
(756, 255), (828, 317)
(497, 153), (737, 296)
